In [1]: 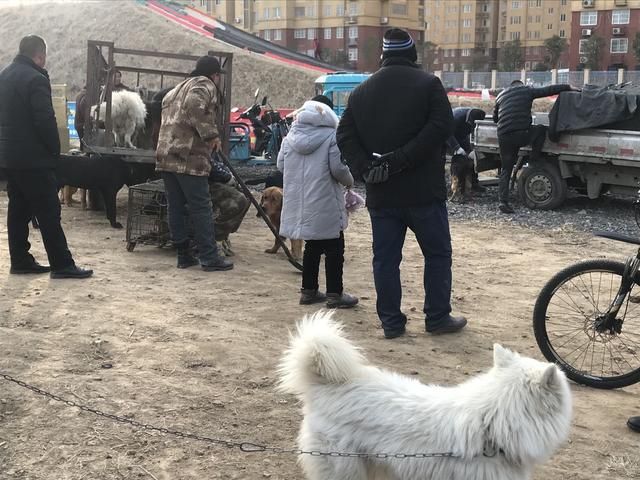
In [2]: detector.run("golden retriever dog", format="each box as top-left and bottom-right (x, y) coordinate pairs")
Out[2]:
(60, 186), (87, 209)
(260, 186), (303, 261)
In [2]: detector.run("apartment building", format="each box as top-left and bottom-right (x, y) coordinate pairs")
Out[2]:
(179, 1), (424, 72)
(569, 0), (640, 70)
(426, 0), (572, 72)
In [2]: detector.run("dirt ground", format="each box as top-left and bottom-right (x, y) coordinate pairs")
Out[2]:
(1, 187), (640, 480)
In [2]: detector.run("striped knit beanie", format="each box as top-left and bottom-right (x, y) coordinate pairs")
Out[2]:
(381, 28), (417, 62)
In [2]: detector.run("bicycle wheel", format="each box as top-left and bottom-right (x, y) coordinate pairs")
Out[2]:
(533, 259), (640, 389)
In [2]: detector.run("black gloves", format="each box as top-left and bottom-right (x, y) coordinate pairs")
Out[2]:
(362, 150), (412, 184)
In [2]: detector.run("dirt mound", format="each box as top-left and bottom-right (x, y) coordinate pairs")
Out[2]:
(449, 95), (556, 113)
(0, 1), (318, 108)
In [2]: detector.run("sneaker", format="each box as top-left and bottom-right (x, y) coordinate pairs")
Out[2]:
(326, 292), (359, 309)
(299, 289), (327, 305)
(50, 265), (93, 279)
(10, 260), (51, 274)
(201, 256), (234, 271)
(628, 416), (640, 433)
(426, 315), (467, 335)
(499, 203), (515, 214)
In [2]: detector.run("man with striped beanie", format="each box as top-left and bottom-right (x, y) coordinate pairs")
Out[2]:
(337, 28), (467, 339)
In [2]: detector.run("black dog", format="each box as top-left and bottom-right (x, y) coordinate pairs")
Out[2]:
(56, 153), (156, 228)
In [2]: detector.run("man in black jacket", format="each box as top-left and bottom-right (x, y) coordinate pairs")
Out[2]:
(446, 107), (486, 200)
(493, 80), (575, 213)
(337, 28), (467, 339)
(0, 36), (92, 278)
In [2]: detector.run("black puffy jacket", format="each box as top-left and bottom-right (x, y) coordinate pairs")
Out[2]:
(336, 57), (453, 208)
(0, 55), (60, 169)
(493, 84), (571, 137)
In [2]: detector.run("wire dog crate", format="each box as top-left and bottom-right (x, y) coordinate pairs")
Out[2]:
(125, 180), (170, 252)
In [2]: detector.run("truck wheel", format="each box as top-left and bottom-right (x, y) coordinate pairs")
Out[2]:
(517, 161), (567, 210)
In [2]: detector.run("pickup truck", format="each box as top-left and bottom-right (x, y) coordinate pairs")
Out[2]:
(473, 114), (640, 209)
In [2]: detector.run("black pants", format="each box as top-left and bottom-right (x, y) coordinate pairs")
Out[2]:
(4, 168), (74, 270)
(497, 125), (547, 204)
(302, 232), (344, 295)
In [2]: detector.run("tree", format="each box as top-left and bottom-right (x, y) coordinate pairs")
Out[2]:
(581, 35), (604, 70)
(633, 32), (640, 68)
(543, 35), (568, 69)
(500, 40), (523, 71)
(422, 41), (438, 72)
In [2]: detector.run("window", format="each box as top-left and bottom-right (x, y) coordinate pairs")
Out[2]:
(612, 9), (630, 25)
(307, 28), (316, 40)
(348, 47), (358, 61)
(323, 5), (331, 16)
(578, 39), (588, 54)
(482, 3), (489, 12)
(294, 6), (305, 17)
(215, 0), (221, 4)
(534, 31), (540, 39)
(391, 3), (408, 15)
(461, 48), (471, 57)
(547, 23), (553, 30)
(443, 49), (449, 57)
(510, 16), (521, 25)
(306, 6), (315, 17)
(446, 5), (458, 13)
(263, 30), (271, 41)
(348, 26), (358, 39)
(525, 62), (531, 70)
(274, 7), (281, 18)
(273, 29), (282, 41)
(337, 5), (345, 16)
(463, 33), (471, 42)
(527, 16), (532, 23)
(348, 2), (357, 15)
(559, 29), (566, 38)
(463, 4), (472, 13)
(336, 27), (344, 39)
(527, 31), (532, 39)
(560, 14), (566, 22)
(535, 15), (541, 23)
(611, 38), (628, 54)
(512, 1), (520, 8)
(510, 31), (521, 40)
(561, 0), (567, 4)
(580, 11), (597, 26)
(324, 28), (332, 40)
(548, 8), (554, 14)
(483, 19), (488, 26)
(463, 19), (471, 28)
(263, 8), (270, 20)
(294, 29), (306, 39)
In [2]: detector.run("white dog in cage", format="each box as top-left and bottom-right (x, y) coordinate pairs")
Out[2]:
(93, 90), (147, 148)
(278, 311), (572, 480)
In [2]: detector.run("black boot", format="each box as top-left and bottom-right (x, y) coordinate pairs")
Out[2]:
(176, 240), (198, 269)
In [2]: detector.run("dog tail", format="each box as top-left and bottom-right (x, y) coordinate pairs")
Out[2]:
(278, 311), (366, 396)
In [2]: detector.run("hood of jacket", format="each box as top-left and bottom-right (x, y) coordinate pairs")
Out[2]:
(286, 100), (339, 155)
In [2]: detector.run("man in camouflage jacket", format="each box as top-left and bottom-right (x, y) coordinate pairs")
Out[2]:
(156, 56), (233, 271)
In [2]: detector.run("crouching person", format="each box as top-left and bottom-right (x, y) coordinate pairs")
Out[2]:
(156, 55), (232, 271)
(278, 95), (358, 309)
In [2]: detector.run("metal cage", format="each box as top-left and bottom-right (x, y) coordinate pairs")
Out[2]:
(125, 180), (170, 252)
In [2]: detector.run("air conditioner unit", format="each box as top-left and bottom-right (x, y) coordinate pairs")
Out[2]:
(579, 56), (588, 64)
(581, 29), (592, 36)
(347, 16), (357, 24)
(582, 0), (595, 7)
(380, 16), (389, 25)
(612, 27), (624, 35)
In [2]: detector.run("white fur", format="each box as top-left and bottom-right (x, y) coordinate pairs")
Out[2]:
(278, 311), (572, 480)
(94, 91), (147, 148)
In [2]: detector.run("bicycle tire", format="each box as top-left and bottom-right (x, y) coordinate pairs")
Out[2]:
(533, 259), (640, 389)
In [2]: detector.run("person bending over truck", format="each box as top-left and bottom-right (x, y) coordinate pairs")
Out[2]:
(493, 80), (577, 214)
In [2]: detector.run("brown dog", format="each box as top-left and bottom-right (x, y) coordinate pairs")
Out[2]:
(60, 186), (87, 209)
(260, 186), (303, 261)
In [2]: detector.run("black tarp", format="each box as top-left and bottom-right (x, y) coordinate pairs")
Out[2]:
(548, 85), (640, 141)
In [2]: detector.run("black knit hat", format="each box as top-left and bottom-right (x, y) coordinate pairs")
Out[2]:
(311, 94), (334, 110)
(190, 55), (225, 77)
(381, 28), (417, 62)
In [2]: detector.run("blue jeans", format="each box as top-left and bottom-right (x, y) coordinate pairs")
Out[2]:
(369, 202), (453, 334)
(161, 172), (219, 265)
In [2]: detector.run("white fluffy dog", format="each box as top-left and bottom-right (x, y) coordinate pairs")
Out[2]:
(279, 312), (572, 480)
(94, 90), (147, 148)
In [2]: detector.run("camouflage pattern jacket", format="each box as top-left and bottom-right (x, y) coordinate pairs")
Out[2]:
(156, 76), (220, 177)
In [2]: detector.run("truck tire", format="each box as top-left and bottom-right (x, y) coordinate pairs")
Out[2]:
(517, 160), (567, 210)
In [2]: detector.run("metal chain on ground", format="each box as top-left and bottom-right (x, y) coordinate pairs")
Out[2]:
(0, 372), (458, 460)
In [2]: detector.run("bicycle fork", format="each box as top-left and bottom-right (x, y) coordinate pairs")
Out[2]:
(596, 251), (640, 334)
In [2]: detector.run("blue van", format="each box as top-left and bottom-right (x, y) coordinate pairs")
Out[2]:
(314, 72), (370, 116)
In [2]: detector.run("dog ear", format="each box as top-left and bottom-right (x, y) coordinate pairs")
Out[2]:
(541, 364), (558, 387)
(493, 344), (515, 368)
